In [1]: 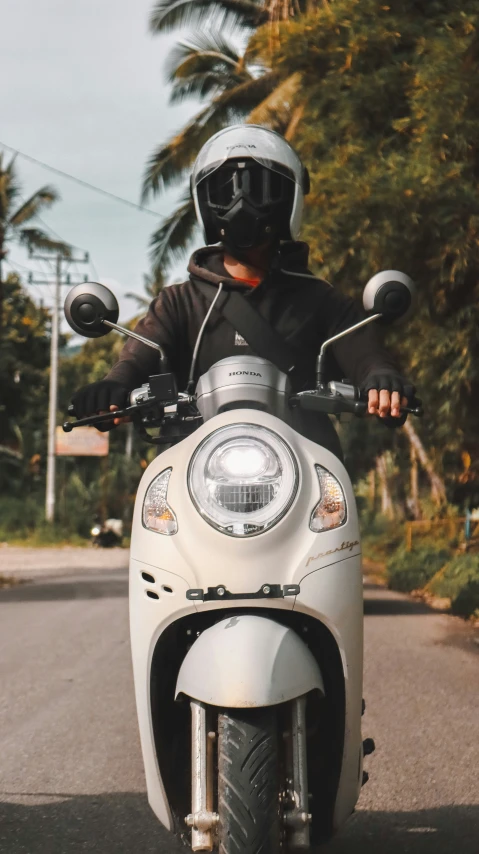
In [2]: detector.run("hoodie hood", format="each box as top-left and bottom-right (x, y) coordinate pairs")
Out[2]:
(187, 242), (311, 290)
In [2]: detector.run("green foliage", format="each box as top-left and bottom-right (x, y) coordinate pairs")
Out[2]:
(387, 544), (450, 593)
(360, 515), (403, 564)
(0, 153), (70, 324)
(428, 553), (479, 618)
(0, 274), (51, 490)
(0, 271), (152, 543)
(278, 2), (479, 459)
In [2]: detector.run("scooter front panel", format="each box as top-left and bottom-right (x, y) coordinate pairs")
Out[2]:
(129, 559), (196, 831)
(130, 409), (359, 601)
(129, 409), (364, 838)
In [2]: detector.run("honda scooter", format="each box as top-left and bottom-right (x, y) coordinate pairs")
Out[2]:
(63, 271), (421, 852)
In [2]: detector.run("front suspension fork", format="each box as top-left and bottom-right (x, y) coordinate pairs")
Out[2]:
(185, 701), (218, 852)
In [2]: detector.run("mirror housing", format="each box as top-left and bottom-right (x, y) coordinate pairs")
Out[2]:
(64, 282), (119, 338)
(363, 270), (415, 324)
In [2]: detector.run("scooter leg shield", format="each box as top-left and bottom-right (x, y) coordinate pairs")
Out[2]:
(175, 614), (324, 707)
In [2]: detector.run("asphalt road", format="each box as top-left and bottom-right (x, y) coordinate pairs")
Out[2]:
(0, 551), (477, 853)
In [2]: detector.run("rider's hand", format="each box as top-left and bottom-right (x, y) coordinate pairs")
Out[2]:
(362, 374), (416, 420)
(71, 380), (130, 431)
(109, 404), (131, 426)
(367, 390), (408, 418)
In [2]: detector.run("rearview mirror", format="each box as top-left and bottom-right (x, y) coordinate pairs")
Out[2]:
(64, 282), (119, 338)
(363, 270), (415, 324)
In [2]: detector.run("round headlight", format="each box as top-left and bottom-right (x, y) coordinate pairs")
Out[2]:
(188, 424), (298, 537)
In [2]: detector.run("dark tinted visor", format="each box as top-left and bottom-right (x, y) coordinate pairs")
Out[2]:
(205, 160), (295, 209)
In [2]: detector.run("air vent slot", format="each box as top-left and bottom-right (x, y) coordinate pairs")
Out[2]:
(146, 590), (159, 600)
(142, 572), (155, 584)
(161, 585), (174, 594)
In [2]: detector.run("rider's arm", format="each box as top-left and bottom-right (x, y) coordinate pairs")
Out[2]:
(105, 286), (181, 389)
(321, 288), (414, 419)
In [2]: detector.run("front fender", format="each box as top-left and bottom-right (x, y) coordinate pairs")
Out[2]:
(175, 614), (324, 707)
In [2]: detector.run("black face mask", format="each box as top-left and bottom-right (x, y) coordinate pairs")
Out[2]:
(197, 159), (296, 254)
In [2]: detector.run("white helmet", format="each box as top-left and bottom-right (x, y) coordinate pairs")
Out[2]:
(191, 125), (310, 253)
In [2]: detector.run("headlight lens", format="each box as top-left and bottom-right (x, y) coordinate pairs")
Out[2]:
(143, 468), (178, 535)
(310, 465), (347, 532)
(189, 424), (298, 537)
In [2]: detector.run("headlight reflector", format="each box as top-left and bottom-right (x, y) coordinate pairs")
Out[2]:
(143, 468), (178, 535)
(189, 425), (298, 537)
(310, 465), (347, 532)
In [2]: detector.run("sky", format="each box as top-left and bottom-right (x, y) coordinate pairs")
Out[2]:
(2, 0), (200, 332)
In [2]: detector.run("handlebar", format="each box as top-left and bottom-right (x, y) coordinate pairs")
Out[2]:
(291, 381), (423, 419)
(63, 378), (423, 438)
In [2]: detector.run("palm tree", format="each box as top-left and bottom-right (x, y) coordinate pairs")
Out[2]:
(149, 0), (318, 32)
(144, 2), (317, 267)
(0, 153), (70, 327)
(142, 32), (295, 268)
(150, 0), (268, 32)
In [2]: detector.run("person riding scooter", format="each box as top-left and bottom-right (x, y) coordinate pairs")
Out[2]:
(71, 125), (414, 449)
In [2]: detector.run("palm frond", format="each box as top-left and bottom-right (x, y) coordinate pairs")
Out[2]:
(149, 194), (198, 271)
(19, 229), (71, 256)
(0, 156), (21, 223)
(247, 72), (302, 132)
(150, 0), (266, 34)
(142, 71), (278, 201)
(166, 33), (249, 104)
(165, 31), (242, 81)
(169, 72), (235, 104)
(211, 69), (279, 113)
(9, 186), (59, 227)
(142, 108), (219, 200)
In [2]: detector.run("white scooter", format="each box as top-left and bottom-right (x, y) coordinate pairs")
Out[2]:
(64, 271), (420, 852)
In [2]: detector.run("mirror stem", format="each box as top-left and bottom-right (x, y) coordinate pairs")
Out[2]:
(102, 319), (169, 369)
(316, 313), (382, 389)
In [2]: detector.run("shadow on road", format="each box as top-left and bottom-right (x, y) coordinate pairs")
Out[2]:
(0, 575), (128, 602)
(324, 806), (479, 853)
(363, 583), (434, 617)
(0, 791), (182, 853)
(0, 794), (477, 853)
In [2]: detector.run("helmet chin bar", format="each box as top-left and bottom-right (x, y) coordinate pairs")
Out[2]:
(216, 197), (275, 253)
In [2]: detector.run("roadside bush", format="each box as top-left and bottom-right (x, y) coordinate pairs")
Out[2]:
(428, 555), (479, 619)
(387, 545), (450, 593)
(0, 495), (43, 539)
(360, 517), (403, 565)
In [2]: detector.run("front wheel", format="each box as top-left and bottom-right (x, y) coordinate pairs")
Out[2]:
(218, 708), (281, 854)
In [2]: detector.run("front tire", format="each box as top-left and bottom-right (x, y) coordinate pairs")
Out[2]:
(218, 708), (281, 854)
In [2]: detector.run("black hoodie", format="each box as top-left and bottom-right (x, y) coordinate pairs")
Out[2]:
(107, 242), (403, 395)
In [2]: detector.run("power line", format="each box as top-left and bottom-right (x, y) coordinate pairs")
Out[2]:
(0, 141), (162, 218)
(26, 204), (99, 274)
(4, 258), (51, 278)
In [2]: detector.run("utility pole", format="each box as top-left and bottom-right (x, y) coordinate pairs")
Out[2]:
(29, 250), (90, 523)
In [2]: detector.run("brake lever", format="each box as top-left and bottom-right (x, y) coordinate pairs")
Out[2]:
(62, 400), (153, 432)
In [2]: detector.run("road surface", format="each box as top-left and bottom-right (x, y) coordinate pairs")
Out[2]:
(0, 548), (477, 853)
